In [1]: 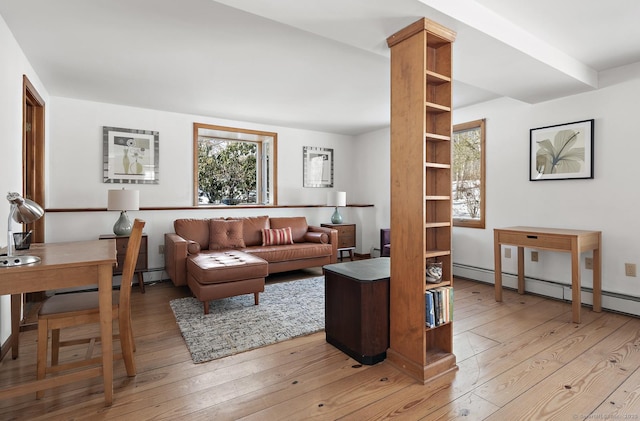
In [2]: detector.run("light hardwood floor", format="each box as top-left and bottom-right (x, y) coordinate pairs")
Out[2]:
(1, 273), (640, 420)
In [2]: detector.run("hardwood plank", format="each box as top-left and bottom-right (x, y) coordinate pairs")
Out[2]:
(591, 362), (640, 418)
(486, 318), (640, 420)
(418, 392), (500, 420)
(233, 362), (412, 420)
(475, 311), (629, 406)
(1, 277), (639, 421)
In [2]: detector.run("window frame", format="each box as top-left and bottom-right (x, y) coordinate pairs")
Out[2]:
(452, 118), (486, 229)
(193, 123), (278, 206)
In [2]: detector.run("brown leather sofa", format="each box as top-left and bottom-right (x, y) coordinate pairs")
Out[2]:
(164, 216), (337, 313)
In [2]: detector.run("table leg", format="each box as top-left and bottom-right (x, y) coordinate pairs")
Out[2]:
(137, 272), (145, 294)
(10, 294), (20, 359)
(592, 234), (602, 313)
(571, 238), (581, 324)
(517, 247), (525, 294)
(494, 233), (502, 302)
(98, 264), (114, 406)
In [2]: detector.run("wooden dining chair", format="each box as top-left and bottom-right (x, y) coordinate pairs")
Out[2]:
(36, 218), (145, 398)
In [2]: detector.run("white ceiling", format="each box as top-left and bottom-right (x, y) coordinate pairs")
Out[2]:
(1, 0), (639, 135)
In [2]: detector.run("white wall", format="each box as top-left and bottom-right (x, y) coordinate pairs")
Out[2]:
(45, 97), (377, 273)
(0, 14), (49, 345)
(452, 69), (640, 315)
(352, 127), (391, 256)
(351, 65), (640, 316)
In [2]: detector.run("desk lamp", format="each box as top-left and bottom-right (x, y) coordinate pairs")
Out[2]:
(107, 188), (139, 235)
(1, 192), (44, 267)
(327, 191), (346, 224)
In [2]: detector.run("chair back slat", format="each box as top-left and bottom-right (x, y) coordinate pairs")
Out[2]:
(118, 219), (145, 319)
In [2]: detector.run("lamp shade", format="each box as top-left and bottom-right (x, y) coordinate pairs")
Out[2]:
(7, 192), (44, 224)
(2, 192), (44, 267)
(107, 189), (139, 211)
(326, 191), (346, 207)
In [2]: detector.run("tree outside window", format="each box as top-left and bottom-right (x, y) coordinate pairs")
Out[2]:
(194, 123), (277, 206)
(452, 119), (485, 228)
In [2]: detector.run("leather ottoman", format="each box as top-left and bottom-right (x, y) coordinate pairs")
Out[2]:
(186, 250), (269, 314)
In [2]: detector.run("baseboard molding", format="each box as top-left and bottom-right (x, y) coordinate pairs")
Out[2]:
(453, 263), (640, 318)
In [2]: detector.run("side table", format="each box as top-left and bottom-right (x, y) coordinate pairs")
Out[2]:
(321, 223), (356, 261)
(99, 233), (148, 293)
(494, 226), (601, 323)
(323, 258), (390, 365)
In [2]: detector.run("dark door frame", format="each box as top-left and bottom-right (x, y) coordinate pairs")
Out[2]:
(23, 75), (45, 243)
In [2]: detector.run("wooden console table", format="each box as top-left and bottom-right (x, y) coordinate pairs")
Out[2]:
(494, 226), (601, 323)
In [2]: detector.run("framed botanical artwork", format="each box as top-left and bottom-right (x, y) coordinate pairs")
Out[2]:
(103, 126), (159, 184)
(303, 146), (333, 187)
(530, 119), (594, 181)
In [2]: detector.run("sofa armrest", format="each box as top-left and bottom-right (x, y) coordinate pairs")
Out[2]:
(308, 225), (338, 264)
(165, 233), (189, 286)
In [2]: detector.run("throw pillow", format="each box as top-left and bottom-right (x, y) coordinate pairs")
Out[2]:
(304, 231), (329, 244)
(209, 219), (246, 250)
(262, 227), (294, 246)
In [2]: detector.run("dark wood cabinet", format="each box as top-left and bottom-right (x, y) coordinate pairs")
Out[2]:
(99, 233), (148, 293)
(323, 258), (389, 365)
(321, 223), (355, 261)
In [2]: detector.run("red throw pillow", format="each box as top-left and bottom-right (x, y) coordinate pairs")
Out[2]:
(261, 227), (294, 246)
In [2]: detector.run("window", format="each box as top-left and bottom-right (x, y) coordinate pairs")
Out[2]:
(452, 119), (485, 228)
(193, 123), (277, 206)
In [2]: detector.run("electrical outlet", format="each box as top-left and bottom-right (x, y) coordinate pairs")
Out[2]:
(625, 263), (636, 277)
(585, 257), (593, 270)
(504, 248), (511, 258)
(531, 251), (538, 262)
(158, 244), (165, 254)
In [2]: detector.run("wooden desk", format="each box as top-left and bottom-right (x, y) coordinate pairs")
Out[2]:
(494, 226), (601, 323)
(0, 240), (117, 405)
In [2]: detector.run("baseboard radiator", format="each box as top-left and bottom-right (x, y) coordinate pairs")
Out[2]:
(453, 262), (640, 319)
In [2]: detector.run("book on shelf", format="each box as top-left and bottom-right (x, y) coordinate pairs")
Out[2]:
(425, 291), (435, 328)
(425, 286), (454, 328)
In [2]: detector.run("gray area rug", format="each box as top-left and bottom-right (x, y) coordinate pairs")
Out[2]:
(169, 276), (325, 364)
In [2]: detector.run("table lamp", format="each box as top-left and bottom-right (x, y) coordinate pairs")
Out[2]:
(107, 188), (139, 235)
(327, 191), (346, 224)
(1, 192), (45, 267)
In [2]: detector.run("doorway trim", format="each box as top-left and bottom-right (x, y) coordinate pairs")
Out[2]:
(23, 75), (45, 243)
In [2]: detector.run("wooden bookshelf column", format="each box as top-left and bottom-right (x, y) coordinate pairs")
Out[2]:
(386, 18), (457, 383)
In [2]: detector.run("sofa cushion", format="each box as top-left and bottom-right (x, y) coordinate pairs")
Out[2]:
(269, 217), (308, 243)
(187, 251), (268, 284)
(261, 227), (294, 246)
(246, 243), (333, 263)
(175, 218), (211, 250)
(209, 219), (246, 250)
(234, 215), (270, 247)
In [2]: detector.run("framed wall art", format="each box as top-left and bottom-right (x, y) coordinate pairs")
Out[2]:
(530, 119), (594, 181)
(103, 126), (159, 184)
(303, 146), (333, 187)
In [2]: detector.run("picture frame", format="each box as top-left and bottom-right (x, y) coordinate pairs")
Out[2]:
(303, 146), (333, 187)
(103, 126), (159, 184)
(530, 119), (594, 181)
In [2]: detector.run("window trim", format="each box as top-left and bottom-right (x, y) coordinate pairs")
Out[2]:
(452, 118), (486, 229)
(193, 123), (278, 206)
